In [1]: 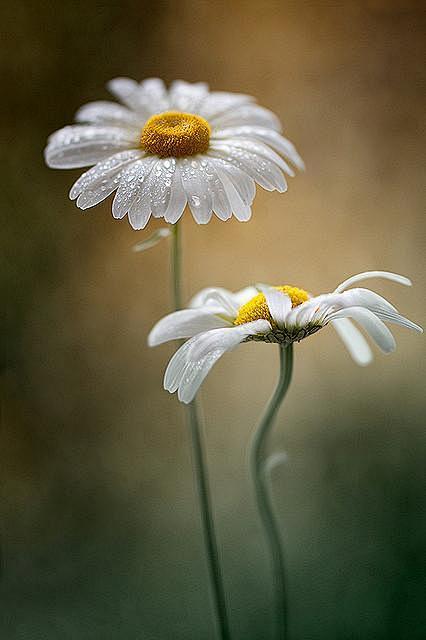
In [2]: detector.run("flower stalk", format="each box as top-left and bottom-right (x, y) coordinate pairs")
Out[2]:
(250, 343), (294, 640)
(170, 221), (231, 640)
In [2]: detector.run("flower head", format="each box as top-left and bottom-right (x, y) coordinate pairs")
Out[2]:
(44, 78), (304, 229)
(148, 271), (422, 403)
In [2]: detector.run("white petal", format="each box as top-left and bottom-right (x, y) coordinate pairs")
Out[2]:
(149, 159), (178, 219)
(164, 320), (271, 404)
(211, 136), (293, 176)
(331, 318), (373, 366)
(372, 309), (423, 333)
(179, 159), (212, 224)
(148, 309), (232, 346)
(211, 103), (282, 131)
(112, 158), (155, 220)
(69, 150), (143, 207)
(189, 287), (239, 311)
(139, 78), (169, 113)
(213, 167), (252, 221)
(329, 307), (396, 354)
(334, 271), (412, 294)
(107, 77), (151, 116)
(259, 286), (292, 328)
(336, 288), (398, 314)
(127, 195), (152, 230)
(208, 142), (287, 192)
(313, 289), (422, 336)
(75, 101), (142, 128)
(107, 77), (139, 102)
(45, 125), (138, 169)
(233, 286), (259, 305)
(208, 157), (256, 205)
(164, 164), (187, 224)
(191, 159), (232, 221)
(197, 289), (240, 317)
(285, 299), (319, 328)
(212, 126), (304, 171)
(198, 92), (254, 121)
(168, 80), (209, 112)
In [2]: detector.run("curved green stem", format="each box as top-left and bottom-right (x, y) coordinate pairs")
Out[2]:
(250, 343), (294, 640)
(170, 222), (231, 640)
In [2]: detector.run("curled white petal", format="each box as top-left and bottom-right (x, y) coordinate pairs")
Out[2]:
(334, 271), (412, 294)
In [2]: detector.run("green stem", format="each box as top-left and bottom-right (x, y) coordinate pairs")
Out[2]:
(250, 343), (294, 640)
(170, 222), (182, 311)
(170, 221), (231, 640)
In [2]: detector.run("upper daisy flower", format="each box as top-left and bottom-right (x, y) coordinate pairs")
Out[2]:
(44, 78), (304, 229)
(148, 271), (422, 403)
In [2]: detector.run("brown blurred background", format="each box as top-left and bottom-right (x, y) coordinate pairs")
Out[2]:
(1, 1), (425, 638)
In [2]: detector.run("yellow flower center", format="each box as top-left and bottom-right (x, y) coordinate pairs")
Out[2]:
(234, 286), (309, 326)
(140, 111), (211, 158)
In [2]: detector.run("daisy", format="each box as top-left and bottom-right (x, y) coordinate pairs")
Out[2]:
(44, 78), (304, 229)
(148, 271), (422, 404)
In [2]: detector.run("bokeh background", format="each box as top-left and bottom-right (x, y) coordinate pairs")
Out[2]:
(1, 1), (425, 638)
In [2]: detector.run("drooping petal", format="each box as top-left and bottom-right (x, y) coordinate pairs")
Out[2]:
(45, 125), (138, 169)
(259, 286), (292, 328)
(164, 320), (271, 403)
(334, 271), (412, 294)
(75, 101), (142, 128)
(329, 307), (396, 354)
(148, 309), (232, 346)
(331, 318), (373, 366)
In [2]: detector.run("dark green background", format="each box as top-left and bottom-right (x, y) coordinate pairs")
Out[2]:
(1, 1), (425, 638)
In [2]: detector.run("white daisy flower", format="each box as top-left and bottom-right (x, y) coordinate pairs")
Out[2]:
(148, 271), (422, 404)
(44, 78), (304, 229)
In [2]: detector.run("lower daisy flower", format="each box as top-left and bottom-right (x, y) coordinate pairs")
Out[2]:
(148, 271), (422, 403)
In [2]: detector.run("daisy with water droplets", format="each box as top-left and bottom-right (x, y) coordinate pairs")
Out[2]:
(44, 78), (304, 229)
(149, 271), (422, 404)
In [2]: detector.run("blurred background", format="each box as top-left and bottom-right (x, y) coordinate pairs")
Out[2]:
(1, 1), (425, 638)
